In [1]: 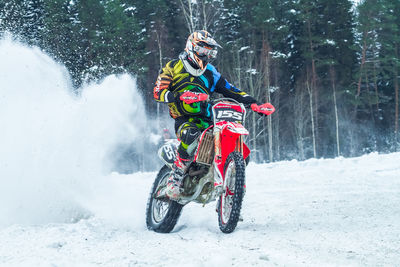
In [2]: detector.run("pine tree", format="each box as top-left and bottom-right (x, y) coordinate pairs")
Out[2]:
(0, 0), (45, 45)
(102, 0), (144, 76)
(376, 0), (400, 148)
(285, 0), (357, 157)
(41, 0), (83, 87)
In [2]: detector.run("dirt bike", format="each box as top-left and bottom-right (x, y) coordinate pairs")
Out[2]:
(146, 92), (275, 233)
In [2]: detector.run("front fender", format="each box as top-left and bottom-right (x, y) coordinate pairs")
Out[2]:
(218, 121), (249, 136)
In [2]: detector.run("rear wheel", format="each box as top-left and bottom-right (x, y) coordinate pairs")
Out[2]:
(217, 152), (246, 233)
(146, 165), (183, 233)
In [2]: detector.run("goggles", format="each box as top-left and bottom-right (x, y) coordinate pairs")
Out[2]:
(193, 45), (218, 59)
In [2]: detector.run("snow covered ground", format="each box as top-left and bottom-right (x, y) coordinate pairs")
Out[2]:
(1, 152), (400, 266)
(1, 35), (400, 267)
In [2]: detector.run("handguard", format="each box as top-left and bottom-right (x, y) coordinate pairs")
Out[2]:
(251, 103), (275, 116)
(180, 91), (209, 104)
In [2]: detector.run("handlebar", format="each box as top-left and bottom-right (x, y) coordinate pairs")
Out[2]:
(179, 91), (275, 116)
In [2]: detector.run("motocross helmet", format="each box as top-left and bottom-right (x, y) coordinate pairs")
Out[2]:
(185, 30), (221, 70)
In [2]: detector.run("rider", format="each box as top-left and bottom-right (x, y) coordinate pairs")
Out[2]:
(153, 30), (270, 199)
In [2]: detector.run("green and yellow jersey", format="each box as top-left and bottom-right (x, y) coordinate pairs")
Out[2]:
(153, 57), (257, 119)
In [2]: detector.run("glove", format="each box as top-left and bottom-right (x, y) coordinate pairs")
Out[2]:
(251, 103), (275, 116)
(179, 91), (209, 104)
(165, 91), (179, 103)
(165, 91), (189, 103)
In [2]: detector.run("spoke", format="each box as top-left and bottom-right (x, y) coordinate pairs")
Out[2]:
(152, 173), (171, 223)
(221, 157), (237, 223)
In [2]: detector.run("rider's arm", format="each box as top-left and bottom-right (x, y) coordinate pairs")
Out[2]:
(215, 77), (257, 105)
(209, 65), (257, 105)
(153, 61), (176, 103)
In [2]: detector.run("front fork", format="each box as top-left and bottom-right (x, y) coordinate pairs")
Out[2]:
(213, 126), (223, 190)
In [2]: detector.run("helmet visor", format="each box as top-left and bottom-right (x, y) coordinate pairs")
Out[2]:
(193, 45), (218, 59)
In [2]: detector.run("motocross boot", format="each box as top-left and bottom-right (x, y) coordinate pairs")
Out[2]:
(166, 153), (190, 200)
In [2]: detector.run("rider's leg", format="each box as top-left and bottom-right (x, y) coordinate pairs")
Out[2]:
(166, 119), (202, 199)
(175, 117), (211, 158)
(176, 121), (202, 160)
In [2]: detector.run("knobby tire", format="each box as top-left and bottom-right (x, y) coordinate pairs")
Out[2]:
(146, 165), (183, 233)
(218, 151), (246, 233)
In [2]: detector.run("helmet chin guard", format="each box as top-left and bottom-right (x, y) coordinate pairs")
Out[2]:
(185, 30), (221, 70)
(180, 52), (207, 76)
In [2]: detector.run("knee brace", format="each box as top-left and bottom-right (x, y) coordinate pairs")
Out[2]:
(177, 122), (201, 159)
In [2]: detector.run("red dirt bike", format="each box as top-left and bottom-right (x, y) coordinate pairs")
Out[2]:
(146, 92), (275, 233)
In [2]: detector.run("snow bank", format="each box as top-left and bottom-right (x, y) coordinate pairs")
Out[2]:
(0, 37), (148, 228)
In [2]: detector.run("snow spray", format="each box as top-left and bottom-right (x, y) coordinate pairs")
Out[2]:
(0, 36), (148, 228)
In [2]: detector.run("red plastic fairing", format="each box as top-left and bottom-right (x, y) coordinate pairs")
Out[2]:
(213, 102), (245, 113)
(243, 143), (250, 160)
(215, 121), (248, 133)
(216, 122), (247, 177)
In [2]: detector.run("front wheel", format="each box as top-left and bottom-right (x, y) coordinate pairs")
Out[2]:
(146, 165), (183, 233)
(217, 151), (246, 233)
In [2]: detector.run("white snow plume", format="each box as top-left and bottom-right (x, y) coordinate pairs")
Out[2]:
(0, 37), (148, 228)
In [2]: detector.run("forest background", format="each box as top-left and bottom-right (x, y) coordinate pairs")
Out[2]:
(1, 0), (399, 163)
